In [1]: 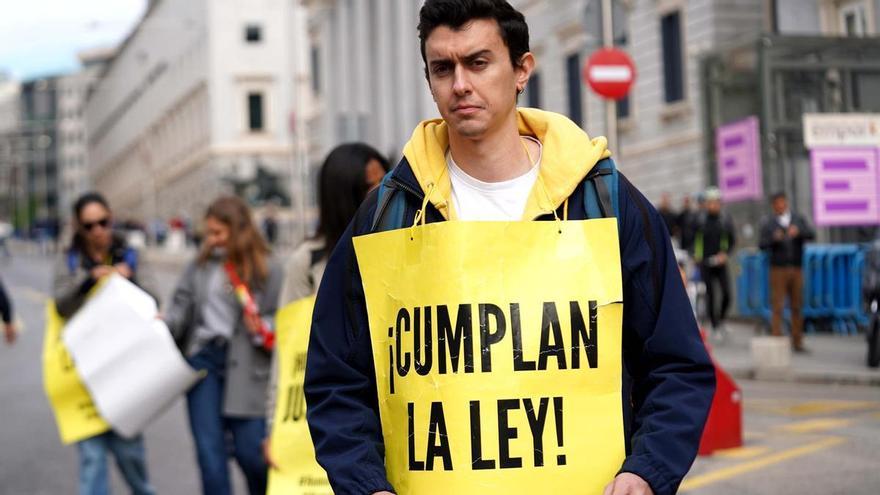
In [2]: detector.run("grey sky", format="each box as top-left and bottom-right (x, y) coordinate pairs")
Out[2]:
(0, 0), (146, 80)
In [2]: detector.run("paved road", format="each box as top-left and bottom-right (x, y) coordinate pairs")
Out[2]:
(2, 252), (878, 494)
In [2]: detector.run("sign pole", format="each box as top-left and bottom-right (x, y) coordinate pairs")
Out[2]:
(602, 0), (618, 155)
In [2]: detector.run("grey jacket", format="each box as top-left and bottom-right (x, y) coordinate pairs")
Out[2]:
(164, 257), (283, 417)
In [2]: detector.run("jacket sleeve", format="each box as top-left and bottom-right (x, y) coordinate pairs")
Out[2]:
(758, 217), (777, 251)
(616, 175), (716, 495)
(163, 261), (197, 345)
(797, 214), (815, 242)
(725, 217), (737, 252)
(0, 279), (11, 324)
(52, 254), (95, 319)
(304, 213), (395, 495)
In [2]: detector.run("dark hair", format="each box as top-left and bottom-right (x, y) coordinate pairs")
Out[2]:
(199, 196), (270, 286)
(771, 191), (787, 202)
(69, 192), (111, 253)
(418, 0), (530, 76)
(316, 143), (390, 255)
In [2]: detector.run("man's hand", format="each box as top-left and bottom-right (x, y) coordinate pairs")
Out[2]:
(3, 323), (16, 345)
(787, 225), (800, 238)
(114, 262), (133, 279)
(603, 473), (654, 495)
(91, 265), (115, 280)
(714, 252), (728, 266)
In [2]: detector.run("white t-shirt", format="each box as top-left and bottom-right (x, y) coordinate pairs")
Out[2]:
(778, 211), (792, 228)
(447, 137), (543, 221)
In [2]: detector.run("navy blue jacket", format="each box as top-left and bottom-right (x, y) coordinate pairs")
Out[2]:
(304, 161), (715, 495)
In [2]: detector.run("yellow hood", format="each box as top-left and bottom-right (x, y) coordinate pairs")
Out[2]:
(401, 107), (612, 220)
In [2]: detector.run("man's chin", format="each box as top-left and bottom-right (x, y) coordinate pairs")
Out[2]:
(450, 121), (488, 139)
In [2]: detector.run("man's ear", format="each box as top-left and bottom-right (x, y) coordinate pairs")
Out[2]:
(515, 52), (536, 93)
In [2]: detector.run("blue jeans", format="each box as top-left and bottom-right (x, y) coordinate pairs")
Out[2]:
(77, 431), (154, 495)
(187, 342), (268, 495)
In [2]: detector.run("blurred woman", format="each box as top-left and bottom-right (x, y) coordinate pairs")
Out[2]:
(164, 196), (282, 495)
(265, 143), (388, 462)
(52, 192), (157, 495)
(278, 143), (389, 305)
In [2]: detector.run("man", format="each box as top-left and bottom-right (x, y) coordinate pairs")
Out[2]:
(759, 192), (814, 352)
(692, 188), (735, 335)
(676, 195), (696, 251)
(304, 2), (714, 495)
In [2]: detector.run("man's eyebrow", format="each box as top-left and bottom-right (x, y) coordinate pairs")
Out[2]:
(428, 49), (493, 66)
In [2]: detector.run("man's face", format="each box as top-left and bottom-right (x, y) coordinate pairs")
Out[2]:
(707, 199), (722, 215)
(772, 197), (788, 215)
(424, 19), (533, 140)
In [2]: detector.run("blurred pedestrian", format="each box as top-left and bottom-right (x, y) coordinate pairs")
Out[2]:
(278, 143), (389, 306)
(262, 205), (278, 246)
(693, 187), (736, 335)
(0, 219), (12, 258)
(264, 143), (389, 463)
(52, 192), (157, 495)
(657, 192), (678, 240)
(1, 276), (14, 344)
(164, 196), (282, 495)
(760, 191), (814, 352)
(677, 195), (697, 251)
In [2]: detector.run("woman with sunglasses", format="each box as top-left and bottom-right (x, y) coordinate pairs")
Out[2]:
(52, 192), (158, 495)
(164, 196), (282, 495)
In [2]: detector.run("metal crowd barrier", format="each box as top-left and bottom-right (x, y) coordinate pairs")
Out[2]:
(736, 245), (868, 335)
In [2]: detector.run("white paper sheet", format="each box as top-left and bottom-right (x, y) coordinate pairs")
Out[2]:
(62, 274), (201, 438)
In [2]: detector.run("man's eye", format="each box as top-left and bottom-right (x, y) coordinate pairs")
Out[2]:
(472, 59), (488, 68)
(433, 65), (450, 76)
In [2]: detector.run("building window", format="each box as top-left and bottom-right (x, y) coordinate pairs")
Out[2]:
(617, 95), (630, 119)
(839, 2), (869, 36)
(248, 93), (264, 132)
(526, 72), (542, 108)
(566, 53), (583, 126)
(661, 11), (685, 103)
(245, 24), (262, 43)
(310, 46), (321, 95)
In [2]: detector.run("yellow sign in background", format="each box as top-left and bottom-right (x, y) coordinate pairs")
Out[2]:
(354, 218), (625, 494)
(267, 295), (332, 495)
(42, 302), (110, 445)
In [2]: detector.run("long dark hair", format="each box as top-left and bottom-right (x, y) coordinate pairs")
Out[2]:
(69, 192), (111, 254)
(315, 143), (390, 254)
(199, 196), (270, 286)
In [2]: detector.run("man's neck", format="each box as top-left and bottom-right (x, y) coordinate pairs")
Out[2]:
(447, 116), (537, 183)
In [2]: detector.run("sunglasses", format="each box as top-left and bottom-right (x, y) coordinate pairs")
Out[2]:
(82, 218), (111, 232)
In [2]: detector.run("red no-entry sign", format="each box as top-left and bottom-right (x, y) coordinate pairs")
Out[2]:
(583, 48), (636, 100)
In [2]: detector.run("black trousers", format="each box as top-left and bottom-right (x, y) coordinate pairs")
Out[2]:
(702, 264), (731, 328)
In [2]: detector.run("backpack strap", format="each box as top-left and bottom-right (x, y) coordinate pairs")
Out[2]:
(66, 251), (80, 275)
(370, 174), (409, 233)
(582, 157), (620, 224)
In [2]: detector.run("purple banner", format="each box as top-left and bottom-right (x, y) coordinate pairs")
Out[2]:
(811, 147), (880, 227)
(716, 116), (763, 202)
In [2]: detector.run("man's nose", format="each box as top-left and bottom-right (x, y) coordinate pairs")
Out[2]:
(452, 65), (472, 96)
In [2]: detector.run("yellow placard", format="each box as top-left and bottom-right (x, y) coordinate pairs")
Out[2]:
(42, 302), (110, 445)
(353, 218), (625, 494)
(267, 295), (332, 495)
